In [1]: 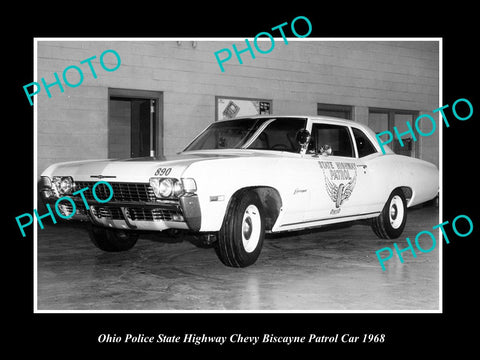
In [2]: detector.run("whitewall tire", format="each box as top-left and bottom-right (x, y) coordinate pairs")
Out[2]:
(215, 190), (265, 267)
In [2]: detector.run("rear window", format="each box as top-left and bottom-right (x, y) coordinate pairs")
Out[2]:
(352, 127), (377, 157)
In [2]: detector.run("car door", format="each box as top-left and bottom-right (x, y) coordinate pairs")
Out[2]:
(304, 122), (374, 222)
(350, 126), (387, 212)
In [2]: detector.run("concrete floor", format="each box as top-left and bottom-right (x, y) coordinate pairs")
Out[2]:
(37, 204), (439, 311)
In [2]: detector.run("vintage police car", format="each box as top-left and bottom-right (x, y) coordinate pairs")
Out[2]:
(40, 116), (439, 267)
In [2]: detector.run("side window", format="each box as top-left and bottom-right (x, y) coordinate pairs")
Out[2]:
(352, 127), (377, 157)
(311, 123), (354, 157)
(249, 118), (307, 153)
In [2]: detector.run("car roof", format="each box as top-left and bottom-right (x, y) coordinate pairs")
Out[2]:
(221, 114), (373, 132)
(221, 114), (391, 152)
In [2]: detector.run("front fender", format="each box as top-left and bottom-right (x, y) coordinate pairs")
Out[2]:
(182, 157), (289, 232)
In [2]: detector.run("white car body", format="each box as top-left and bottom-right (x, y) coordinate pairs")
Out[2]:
(40, 115), (439, 266)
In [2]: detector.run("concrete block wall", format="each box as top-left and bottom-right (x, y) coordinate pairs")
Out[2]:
(36, 39), (439, 175)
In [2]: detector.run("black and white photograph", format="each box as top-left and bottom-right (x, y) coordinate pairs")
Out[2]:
(33, 38), (441, 312)
(8, 6), (478, 355)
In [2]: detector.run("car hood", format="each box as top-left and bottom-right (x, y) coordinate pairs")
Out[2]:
(41, 149), (287, 182)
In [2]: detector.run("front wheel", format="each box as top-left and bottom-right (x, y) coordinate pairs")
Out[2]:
(371, 189), (407, 239)
(87, 225), (139, 252)
(215, 190), (265, 267)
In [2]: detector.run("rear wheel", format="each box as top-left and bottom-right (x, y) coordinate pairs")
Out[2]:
(215, 190), (265, 267)
(87, 225), (139, 252)
(371, 189), (407, 239)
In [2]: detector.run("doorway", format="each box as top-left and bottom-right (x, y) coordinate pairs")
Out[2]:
(368, 108), (419, 158)
(108, 88), (163, 158)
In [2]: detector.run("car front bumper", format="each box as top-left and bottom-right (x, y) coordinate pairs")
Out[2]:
(40, 180), (202, 232)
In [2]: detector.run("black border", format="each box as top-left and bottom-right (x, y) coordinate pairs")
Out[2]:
(9, 5), (479, 355)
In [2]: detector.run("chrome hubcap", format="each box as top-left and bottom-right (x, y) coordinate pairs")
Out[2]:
(390, 204), (398, 220)
(389, 195), (404, 229)
(241, 205), (261, 253)
(242, 217), (253, 240)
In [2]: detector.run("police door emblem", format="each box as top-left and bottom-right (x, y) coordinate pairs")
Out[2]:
(318, 161), (357, 214)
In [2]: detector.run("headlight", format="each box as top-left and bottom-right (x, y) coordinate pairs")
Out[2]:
(39, 176), (53, 199)
(149, 177), (196, 198)
(150, 178), (175, 198)
(158, 178), (174, 197)
(52, 176), (74, 195)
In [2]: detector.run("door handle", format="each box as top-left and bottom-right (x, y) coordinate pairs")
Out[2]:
(356, 164), (367, 173)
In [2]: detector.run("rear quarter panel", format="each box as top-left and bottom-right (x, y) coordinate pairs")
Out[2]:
(366, 153), (439, 209)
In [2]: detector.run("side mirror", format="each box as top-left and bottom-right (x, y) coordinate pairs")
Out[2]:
(296, 129), (311, 155)
(296, 129), (311, 146)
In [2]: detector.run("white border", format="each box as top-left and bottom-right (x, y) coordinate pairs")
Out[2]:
(33, 37), (443, 314)
(438, 38), (443, 314)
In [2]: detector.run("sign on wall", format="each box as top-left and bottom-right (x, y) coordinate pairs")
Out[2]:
(216, 97), (272, 121)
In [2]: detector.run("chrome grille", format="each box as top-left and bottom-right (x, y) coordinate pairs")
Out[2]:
(128, 207), (182, 221)
(91, 206), (183, 222)
(56, 201), (76, 217)
(92, 207), (124, 220)
(74, 181), (155, 203)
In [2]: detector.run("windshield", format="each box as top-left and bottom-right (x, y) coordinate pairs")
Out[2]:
(184, 118), (271, 151)
(184, 117), (307, 152)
